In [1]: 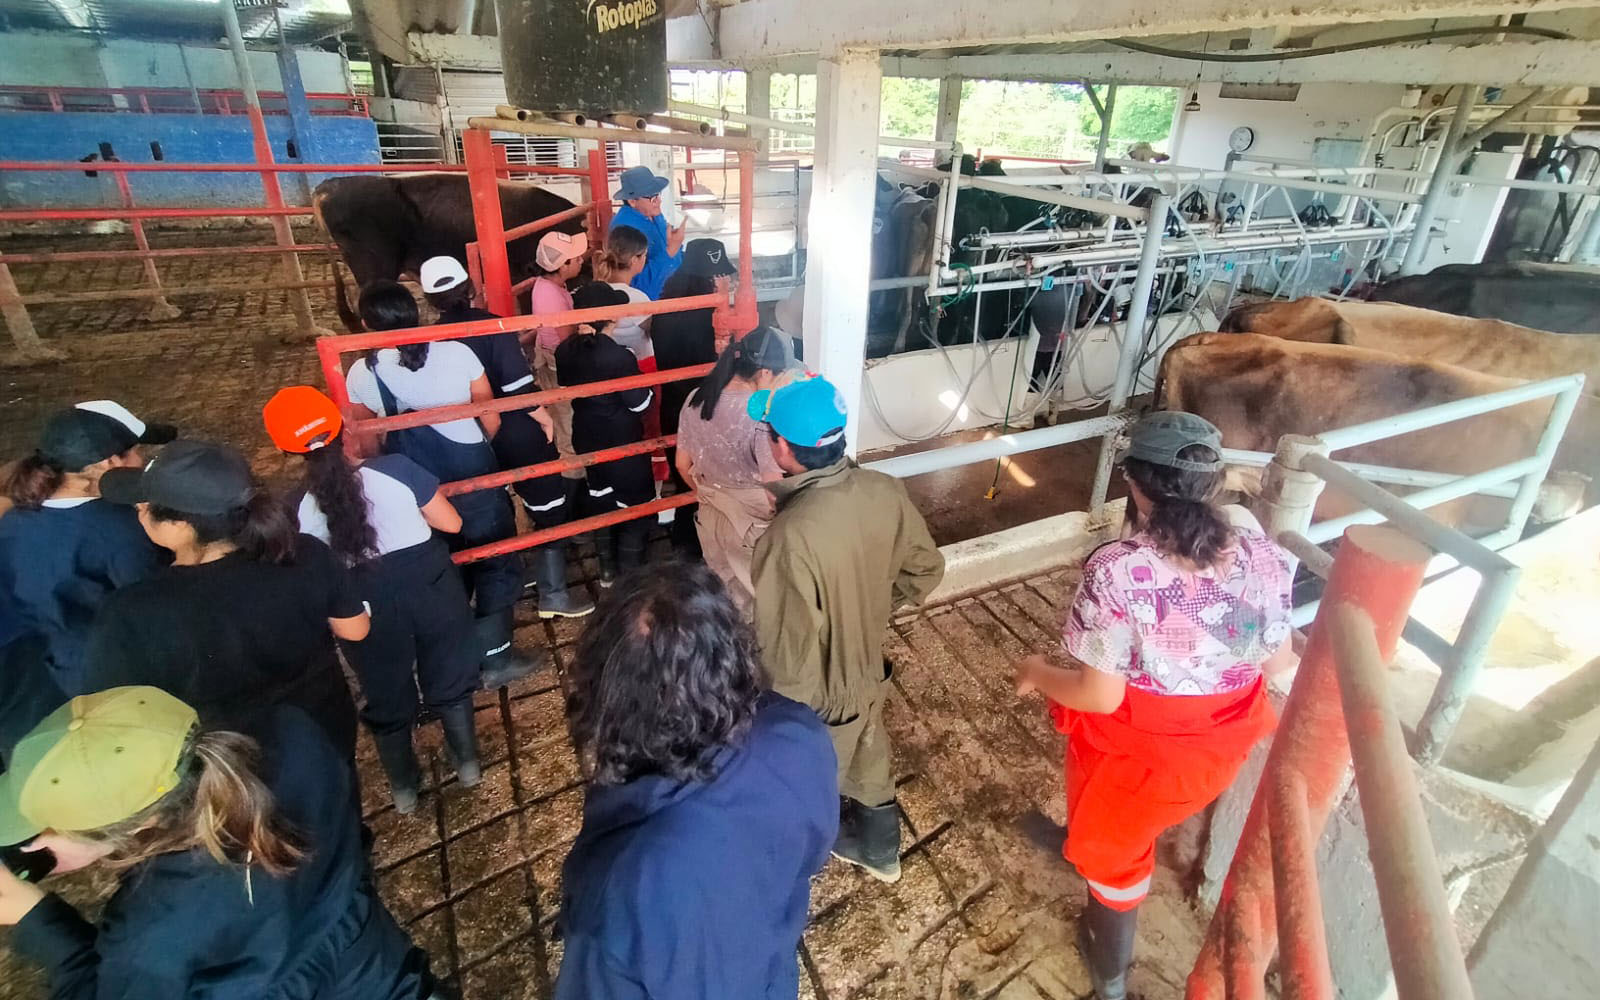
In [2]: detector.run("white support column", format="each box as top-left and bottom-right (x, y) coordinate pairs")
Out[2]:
(935, 74), (962, 149)
(802, 50), (883, 455)
(746, 69), (773, 157)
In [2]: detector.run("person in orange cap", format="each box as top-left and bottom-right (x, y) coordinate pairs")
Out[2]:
(1013, 412), (1296, 1000)
(263, 386), (482, 815)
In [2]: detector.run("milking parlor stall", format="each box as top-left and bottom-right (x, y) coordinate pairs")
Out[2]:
(7, 0), (1600, 997)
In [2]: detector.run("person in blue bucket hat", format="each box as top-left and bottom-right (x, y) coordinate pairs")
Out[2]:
(747, 374), (945, 885)
(610, 166), (686, 299)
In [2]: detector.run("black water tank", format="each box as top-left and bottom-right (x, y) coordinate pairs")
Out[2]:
(498, 0), (667, 115)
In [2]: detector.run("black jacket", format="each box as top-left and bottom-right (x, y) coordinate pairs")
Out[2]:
(650, 303), (716, 437)
(553, 694), (837, 999)
(10, 707), (433, 1000)
(555, 331), (655, 508)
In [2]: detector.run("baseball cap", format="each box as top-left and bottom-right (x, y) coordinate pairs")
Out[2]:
(736, 327), (799, 373)
(747, 374), (847, 449)
(0, 687), (197, 845)
(263, 386), (343, 453)
(419, 255), (470, 294)
(1118, 412), (1224, 472)
(681, 238), (737, 279)
(615, 165), (671, 201)
(536, 230), (589, 272)
(572, 281), (632, 315)
(99, 439), (255, 515)
(38, 400), (176, 471)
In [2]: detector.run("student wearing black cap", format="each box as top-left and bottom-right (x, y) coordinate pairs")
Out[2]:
(80, 440), (367, 757)
(418, 256), (593, 620)
(344, 281), (544, 686)
(557, 282), (656, 580)
(0, 401), (173, 696)
(652, 238), (739, 556)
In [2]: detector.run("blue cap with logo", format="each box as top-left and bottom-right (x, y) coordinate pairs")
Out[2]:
(747, 374), (848, 448)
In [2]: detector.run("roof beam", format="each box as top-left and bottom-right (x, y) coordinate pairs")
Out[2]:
(715, 0), (1588, 59)
(878, 39), (1600, 88)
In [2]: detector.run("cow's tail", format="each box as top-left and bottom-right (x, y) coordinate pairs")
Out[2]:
(330, 262), (362, 335)
(310, 186), (331, 235)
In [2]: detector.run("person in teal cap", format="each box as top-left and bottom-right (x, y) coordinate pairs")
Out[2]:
(747, 374), (945, 885)
(610, 166), (686, 299)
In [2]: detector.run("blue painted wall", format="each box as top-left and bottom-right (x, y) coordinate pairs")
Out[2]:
(0, 111), (380, 209)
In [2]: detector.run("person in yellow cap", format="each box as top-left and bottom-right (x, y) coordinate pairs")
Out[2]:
(0, 687), (443, 999)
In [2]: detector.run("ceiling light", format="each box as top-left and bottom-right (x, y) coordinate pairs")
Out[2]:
(1185, 91), (1202, 112)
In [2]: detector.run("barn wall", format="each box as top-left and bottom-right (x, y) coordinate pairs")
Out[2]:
(0, 113), (380, 209)
(0, 32), (350, 94)
(1170, 81), (1407, 171)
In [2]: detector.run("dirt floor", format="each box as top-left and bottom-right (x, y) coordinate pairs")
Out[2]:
(0, 227), (1207, 998)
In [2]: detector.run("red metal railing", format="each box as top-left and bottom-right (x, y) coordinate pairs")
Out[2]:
(0, 85), (369, 117)
(1186, 524), (1473, 1000)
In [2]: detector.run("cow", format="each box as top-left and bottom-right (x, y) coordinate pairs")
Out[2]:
(1221, 298), (1600, 394)
(1370, 262), (1600, 334)
(311, 173), (588, 291)
(1157, 333), (1597, 531)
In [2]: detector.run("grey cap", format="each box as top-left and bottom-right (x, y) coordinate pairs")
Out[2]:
(1119, 412), (1224, 472)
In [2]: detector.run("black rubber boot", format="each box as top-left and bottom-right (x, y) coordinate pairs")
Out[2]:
(372, 728), (422, 814)
(437, 698), (483, 788)
(476, 608), (545, 690)
(831, 798), (902, 883)
(1077, 895), (1138, 1000)
(594, 530), (619, 588)
(531, 544), (595, 619)
(617, 521), (649, 573)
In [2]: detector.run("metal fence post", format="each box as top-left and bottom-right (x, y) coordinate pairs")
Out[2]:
(1399, 85), (1481, 275)
(111, 168), (180, 322)
(1188, 525), (1430, 999)
(0, 258), (63, 363)
(1260, 434), (1331, 548)
(1091, 193), (1169, 515)
(462, 129), (516, 318)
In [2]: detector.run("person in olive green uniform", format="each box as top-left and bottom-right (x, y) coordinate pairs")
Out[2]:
(748, 375), (944, 885)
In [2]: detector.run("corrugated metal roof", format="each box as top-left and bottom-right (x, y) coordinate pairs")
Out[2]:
(0, 0), (352, 44)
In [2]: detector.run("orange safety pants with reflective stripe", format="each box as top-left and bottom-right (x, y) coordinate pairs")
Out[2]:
(1052, 676), (1276, 911)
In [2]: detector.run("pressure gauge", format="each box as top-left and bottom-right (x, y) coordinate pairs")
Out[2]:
(1228, 126), (1256, 153)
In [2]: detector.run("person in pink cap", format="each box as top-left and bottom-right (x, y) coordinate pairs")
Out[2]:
(526, 230), (589, 483)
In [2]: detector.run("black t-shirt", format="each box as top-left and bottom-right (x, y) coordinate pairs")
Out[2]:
(82, 535), (362, 753)
(556, 332), (650, 453)
(651, 304), (717, 436)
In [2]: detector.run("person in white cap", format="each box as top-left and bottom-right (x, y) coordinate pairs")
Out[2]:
(418, 255), (593, 621)
(0, 400), (174, 697)
(527, 231), (590, 487)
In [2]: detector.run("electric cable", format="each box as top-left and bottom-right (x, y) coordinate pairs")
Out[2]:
(1110, 24), (1569, 63)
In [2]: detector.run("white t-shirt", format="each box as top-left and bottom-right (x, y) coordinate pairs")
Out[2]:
(607, 283), (654, 361)
(346, 342), (486, 445)
(298, 454), (439, 559)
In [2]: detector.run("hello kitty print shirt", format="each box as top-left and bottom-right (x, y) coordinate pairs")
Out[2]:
(1062, 529), (1294, 697)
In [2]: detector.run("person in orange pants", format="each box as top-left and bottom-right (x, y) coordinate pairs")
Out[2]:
(1015, 412), (1296, 1000)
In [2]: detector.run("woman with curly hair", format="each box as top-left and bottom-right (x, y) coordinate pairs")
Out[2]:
(554, 563), (837, 1000)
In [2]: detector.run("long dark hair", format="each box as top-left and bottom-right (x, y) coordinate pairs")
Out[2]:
(359, 281), (428, 371)
(146, 491), (298, 566)
(1122, 444), (1232, 567)
(424, 283), (475, 317)
(689, 328), (788, 421)
(302, 436), (377, 565)
(5, 452), (68, 509)
(565, 563), (763, 786)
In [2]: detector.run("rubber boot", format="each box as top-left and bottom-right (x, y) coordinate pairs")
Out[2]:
(437, 698), (483, 788)
(831, 798), (902, 883)
(617, 520), (649, 573)
(594, 529), (619, 588)
(476, 608), (545, 690)
(1077, 895), (1138, 1000)
(531, 543), (595, 618)
(372, 728), (422, 815)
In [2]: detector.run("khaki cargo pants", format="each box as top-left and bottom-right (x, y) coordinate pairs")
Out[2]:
(827, 679), (895, 808)
(532, 344), (581, 481)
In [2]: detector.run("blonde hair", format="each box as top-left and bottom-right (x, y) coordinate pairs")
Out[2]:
(81, 730), (307, 877)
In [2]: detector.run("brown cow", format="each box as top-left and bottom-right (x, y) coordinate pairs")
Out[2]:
(1221, 298), (1600, 394)
(1157, 333), (1596, 531)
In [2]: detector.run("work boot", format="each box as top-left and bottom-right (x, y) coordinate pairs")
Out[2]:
(437, 698), (483, 788)
(594, 532), (619, 588)
(1077, 895), (1139, 1000)
(617, 522), (649, 573)
(476, 608), (545, 690)
(832, 798), (902, 883)
(372, 728), (422, 815)
(531, 544), (595, 619)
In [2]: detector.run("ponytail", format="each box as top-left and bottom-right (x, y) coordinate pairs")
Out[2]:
(146, 489), (298, 566)
(689, 328), (790, 421)
(303, 438), (377, 565)
(1122, 446), (1233, 568)
(85, 730), (307, 878)
(4, 452), (67, 509)
(358, 279), (430, 372)
(596, 225), (649, 282)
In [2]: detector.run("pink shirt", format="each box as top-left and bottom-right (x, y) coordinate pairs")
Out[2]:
(1063, 530), (1294, 696)
(530, 277), (575, 351)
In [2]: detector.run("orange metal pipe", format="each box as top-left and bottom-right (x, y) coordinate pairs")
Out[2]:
(0, 244), (336, 264)
(1187, 525), (1429, 1000)
(21, 280), (334, 305)
(1268, 776), (1335, 1000)
(451, 493), (696, 564)
(441, 434), (678, 496)
(464, 129), (517, 317)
